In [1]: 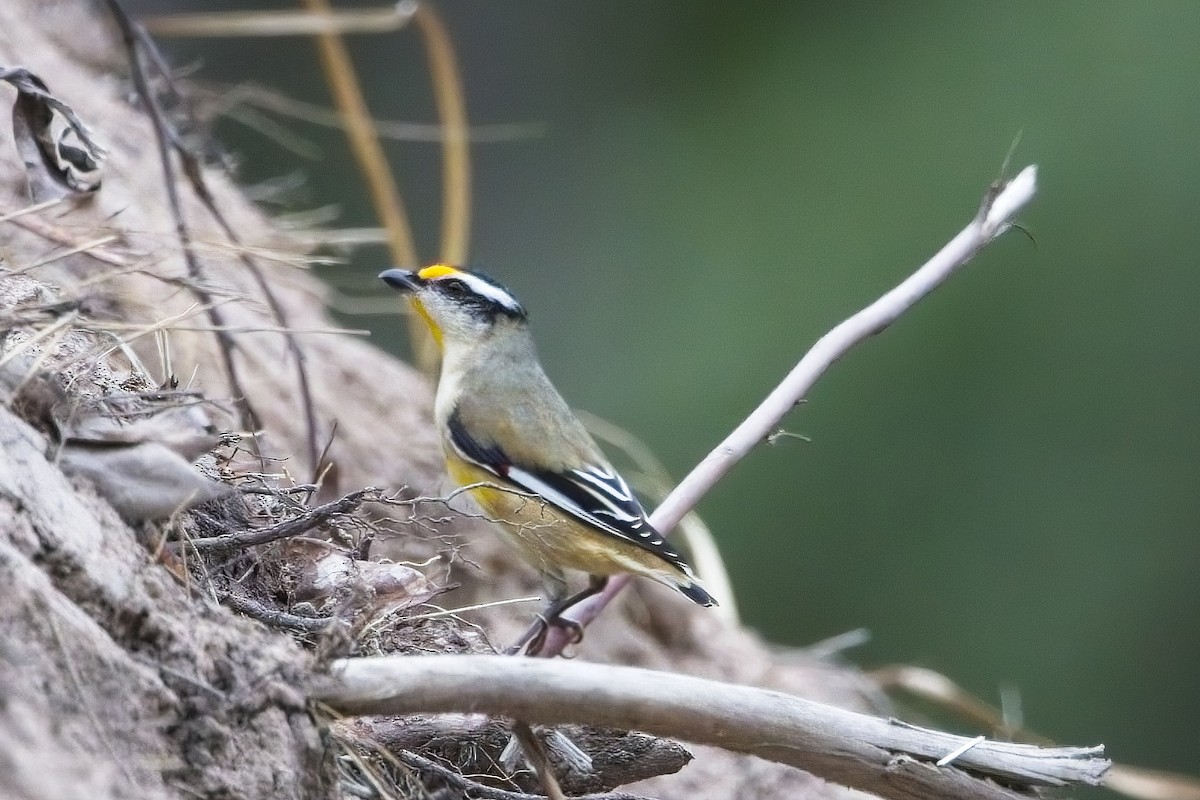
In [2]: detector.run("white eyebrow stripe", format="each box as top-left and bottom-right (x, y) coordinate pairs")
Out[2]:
(454, 273), (522, 312)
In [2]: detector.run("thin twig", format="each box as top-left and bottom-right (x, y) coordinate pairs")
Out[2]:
(22, 235), (119, 269)
(127, 25), (326, 479)
(101, 0), (261, 439)
(529, 166), (1039, 657)
(316, 653), (1107, 800)
(511, 720), (566, 800)
(299, 1), (417, 265)
(97, 322), (366, 336)
(5, 213), (131, 267)
(405, 595), (541, 621)
(217, 589), (334, 633)
(0, 310), (79, 371)
(871, 664), (1043, 743)
(183, 487), (376, 554)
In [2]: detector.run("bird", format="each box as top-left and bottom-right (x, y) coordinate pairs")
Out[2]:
(380, 265), (716, 646)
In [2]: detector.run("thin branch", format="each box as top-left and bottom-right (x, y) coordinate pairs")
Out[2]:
(1104, 764), (1200, 800)
(0, 197), (62, 223)
(530, 166), (1039, 657)
(315, 654), (1107, 800)
(217, 589), (334, 633)
(128, 25), (325, 479)
(21, 235), (119, 269)
(298, 2), (415, 257)
(872, 664), (1045, 743)
(183, 487), (376, 554)
(101, 0), (260, 438)
(4, 207), (132, 267)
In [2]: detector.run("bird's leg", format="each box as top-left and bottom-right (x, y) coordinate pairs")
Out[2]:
(518, 575), (609, 657)
(525, 575), (604, 657)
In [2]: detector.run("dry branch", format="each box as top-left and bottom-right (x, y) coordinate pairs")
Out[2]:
(530, 166), (1039, 657)
(315, 653), (1107, 800)
(183, 488), (377, 554)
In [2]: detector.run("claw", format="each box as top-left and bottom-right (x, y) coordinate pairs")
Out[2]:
(507, 576), (608, 657)
(506, 614), (549, 655)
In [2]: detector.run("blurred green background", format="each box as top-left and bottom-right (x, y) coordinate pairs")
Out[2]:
(134, 0), (1199, 783)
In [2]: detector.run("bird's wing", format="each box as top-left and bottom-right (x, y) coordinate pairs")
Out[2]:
(447, 410), (691, 570)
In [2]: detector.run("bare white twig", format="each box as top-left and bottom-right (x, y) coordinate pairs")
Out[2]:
(537, 166), (1039, 654)
(654, 165), (1037, 536)
(938, 735), (988, 767)
(315, 653), (1107, 800)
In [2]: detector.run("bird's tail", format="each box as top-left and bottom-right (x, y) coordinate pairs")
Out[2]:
(675, 577), (718, 607)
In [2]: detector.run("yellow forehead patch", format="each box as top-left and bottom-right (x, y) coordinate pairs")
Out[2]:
(417, 264), (461, 280)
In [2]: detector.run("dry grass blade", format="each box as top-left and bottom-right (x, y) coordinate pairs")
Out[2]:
(413, 4), (470, 266)
(3, 211), (131, 267)
(22, 235), (119, 270)
(0, 310), (78, 372)
(297, 6), (415, 259)
(143, 5), (417, 38)
(205, 82), (543, 144)
(299, 0), (433, 372)
(0, 198), (62, 223)
(1105, 764), (1200, 800)
(104, 11), (330, 476)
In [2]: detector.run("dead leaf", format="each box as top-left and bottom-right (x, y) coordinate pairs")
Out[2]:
(287, 541), (449, 612)
(1, 66), (105, 200)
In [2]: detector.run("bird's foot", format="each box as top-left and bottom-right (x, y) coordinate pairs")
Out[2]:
(507, 611), (584, 657)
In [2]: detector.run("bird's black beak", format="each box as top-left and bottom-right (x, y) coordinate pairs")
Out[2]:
(379, 268), (421, 293)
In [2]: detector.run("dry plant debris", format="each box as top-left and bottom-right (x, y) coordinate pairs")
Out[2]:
(0, 5), (1144, 800)
(0, 265), (688, 799)
(0, 65), (105, 199)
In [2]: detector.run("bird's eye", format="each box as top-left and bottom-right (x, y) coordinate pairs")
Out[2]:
(441, 278), (469, 296)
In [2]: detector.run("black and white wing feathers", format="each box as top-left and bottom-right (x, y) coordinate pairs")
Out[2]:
(447, 411), (690, 570)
